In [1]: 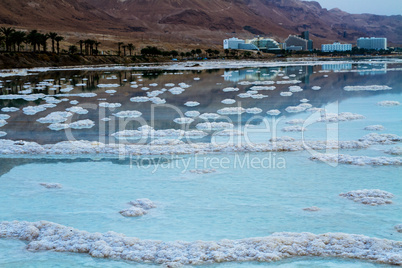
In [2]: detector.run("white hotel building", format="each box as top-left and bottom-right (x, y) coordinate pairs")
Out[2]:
(321, 42), (352, 52)
(357, 37), (387, 50)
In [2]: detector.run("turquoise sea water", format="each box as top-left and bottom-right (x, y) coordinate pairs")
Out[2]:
(0, 59), (401, 267)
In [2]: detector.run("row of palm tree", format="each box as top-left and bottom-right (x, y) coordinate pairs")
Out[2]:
(0, 27), (64, 53)
(117, 42), (135, 56)
(77, 39), (101, 55)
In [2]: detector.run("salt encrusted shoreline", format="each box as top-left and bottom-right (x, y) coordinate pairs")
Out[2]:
(0, 133), (400, 156)
(310, 154), (402, 166)
(339, 190), (394, 206)
(0, 221), (401, 266)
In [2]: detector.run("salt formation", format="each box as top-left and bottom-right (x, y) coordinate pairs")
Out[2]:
(282, 126), (306, 132)
(377, 101), (400, 106)
(385, 146), (402, 155)
(364, 125), (384, 131)
(165, 83), (175, 87)
(1, 107), (19, 112)
(23, 105), (48, 115)
(0, 131), (6, 137)
(359, 133), (401, 144)
(105, 90), (117, 94)
(169, 87), (185, 95)
(214, 129), (243, 136)
(221, 99), (236, 105)
(149, 139), (184, 146)
(70, 100), (79, 105)
(222, 87), (239, 92)
(199, 113), (220, 120)
(101, 118), (111, 122)
(0, 114), (10, 120)
(269, 136), (295, 142)
(277, 80), (302, 84)
(113, 111), (142, 118)
(280, 92), (292, 97)
(130, 97), (150, 103)
(310, 154), (402, 166)
(129, 198), (156, 210)
(184, 101), (200, 107)
(217, 107), (245, 115)
(99, 102), (122, 108)
(111, 127), (207, 140)
(344, 85), (392, 91)
(395, 224), (402, 233)
(69, 120), (95, 129)
(40, 183), (62, 189)
(185, 111), (200, 118)
(48, 123), (69, 131)
(97, 84), (120, 88)
(66, 106), (88, 115)
(147, 90), (163, 97)
(339, 189), (394, 206)
(173, 118), (194, 125)
(267, 110), (281, 116)
(312, 86), (321, 90)
(119, 207), (147, 217)
(303, 206), (320, 212)
(289, 86), (303, 93)
(120, 198), (156, 217)
(250, 94), (268, 99)
(246, 108), (262, 114)
(196, 122), (234, 131)
(0, 220), (400, 265)
(250, 86), (276, 91)
(238, 93), (252, 98)
(286, 119), (305, 125)
(190, 169), (216, 174)
(300, 99), (309, 103)
(317, 112), (365, 122)
(37, 112), (72, 124)
(150, 97), (166, 105)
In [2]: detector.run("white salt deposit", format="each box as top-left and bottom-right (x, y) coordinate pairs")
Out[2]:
(130, 97), (150, 103)
(385, 146), (402, 155)
(310, 154), (402, 166)
(1, 107), (19, 112)
(169, 87), (185, 95)
(165, 83), (175, 87)
(101, 118), (112, 122)
(217, 107), (245, 115)
(339, 189), (394, 205)
(189, 169), (217, 174)
(280, 92), (293, 97)
(245, 108), (263, 114)
(289, 86), (303, 93)
(22, 105), (48, 115)
(199, 113), (220, 120)
(282, 126), (306, 132)
(266, 110), (281, 116)
(184, 101), (200, 107)
(113, 111), (142, 118)
(173, 118), (194, 125)
(105, 90), (117, 94)
(185, 111), (200, 118)
(119, 207), (147, 217)
(150, 97), (166, 105)
(0, 131), (6, 137)
(70, 100), (79, 105)
(250, 86), (276, 91)
(222, 87), (239, 92)
(149, 139), (184, 146)
(312, 86), (321, 90)
(250, 94), (268, 99)
(214, 129), (244, 136)
(66, 106), (88, 115)
(300, 99), (309, 103)
(129, 198), (156, 210)
(303, 206), (320, 212)
(344, 85), (392, 91)
(0, 220), (400, 265)
(147, 90), (163, 97)
(377, 101), (400, 106)
(196, 122), (234, 131)
(97, 84), (120, 88)
(359, 133), (401, 144)
(364, 125), (384, 131)
(99, 102), (122, 108)
(286, 119), (305, 125)
(277, 80), (301, 84)
(317, 112), (365, 122)
(141, 87), (149, 91)
(69, 120), (95, 129)
(395, 224), (402, 233)
(0, 114), (10, 120)
(37, 112), (72, 124)
(39, 183), (62, 189)
(48, 123), (69, 131)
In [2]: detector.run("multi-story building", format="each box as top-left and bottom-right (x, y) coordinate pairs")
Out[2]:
(321, 42), (352, 52)
(223, 37), (245, 50)
(285, 35), (309, 51)
(357, 37), (387, 50)
(246, 37), (281, 51)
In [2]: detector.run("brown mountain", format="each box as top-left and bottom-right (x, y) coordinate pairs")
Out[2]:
(0, 0), (401, 48)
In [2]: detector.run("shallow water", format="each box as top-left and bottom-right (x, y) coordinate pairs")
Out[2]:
(0, 59), (401, 267)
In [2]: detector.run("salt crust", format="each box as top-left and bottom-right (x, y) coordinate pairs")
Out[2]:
(0, 220), (400, 265)
(282, 126), (306, 132)
(111, 128), (207, 139)
(339, 190), (394, 206)
(97, 84), (120, 88)
(1, 107), (19, 112)
(184, 101), (200, 107)
(199, 113), (220, 120)
(222, 87), (239, 92)
(344, 85), (392, 91)
(196, 122), (234, 131)
(99, 102), (122, 108)
(266, 110), (281, 116)
(310, 154), (402, 166)
(130, 97), (150, 103)
(37, 112), (72, 124)
(0, 114), (10, 120)
(395, 225), (402, 233)
(40, 183), (62, 189)
(113, 111), (142, 118)
(385, 146), (402, 155)
(173, 118), (194, 125)
(221, 99), (236, 105)
(303, 206), (320, 212)
(245, 108), (263, 114)
(184, 111), (200, 118)
(377, 101), (400, 106)
(217, 107), (245, 115)
(189, 169), (216, 174)
(1, 132), (401, 155)
(280, 92), (292, 97)
(317, 112), (365, 122)
(66, 106), (88, 115)
(364, 125), (384, 131)
(0, 131), (6, 137)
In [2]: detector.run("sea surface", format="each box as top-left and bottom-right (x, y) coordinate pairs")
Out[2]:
(0, 58), (401, 267)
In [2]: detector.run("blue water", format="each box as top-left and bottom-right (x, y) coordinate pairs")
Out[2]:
(0, 60), (401, 267)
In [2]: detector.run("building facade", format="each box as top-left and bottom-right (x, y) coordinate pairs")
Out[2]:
(357, 37), (387, 50)
(321, 42), (352, 52)
(285, 35), (308, 51)
(246, 37), (281, 51)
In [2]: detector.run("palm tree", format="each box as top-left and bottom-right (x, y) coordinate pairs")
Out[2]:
(0, 35), (5, 51)
(122, 45), (127, 56)
(10, 31), (26, 52)
(27, 30), (39, 52)
(77, 40), (84, 54)
(94, 41), (101, 55)
(117, 42), (124, 56)
(127, 43), (135, 56)
(0, 27), (15, 51)
(37, 33), (49, 52)
(55, 36), (64, 54)
(48, 32), (58, 53)
(68, 45), (78, 54)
